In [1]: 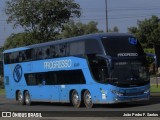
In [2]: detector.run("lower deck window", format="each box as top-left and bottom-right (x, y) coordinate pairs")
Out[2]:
(24, 69), (86, 85)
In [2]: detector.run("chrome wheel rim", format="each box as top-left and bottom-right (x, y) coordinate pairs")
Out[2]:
(85, 93), (92, 105)
(25, 93), (30, 104)
(18, 92), (23, 103)
(73, 93), (79, 105)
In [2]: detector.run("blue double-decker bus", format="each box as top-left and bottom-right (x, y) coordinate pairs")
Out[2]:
(3, 33), (150, 108)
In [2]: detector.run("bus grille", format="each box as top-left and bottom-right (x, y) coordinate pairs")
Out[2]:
(124, 92), (144, 96)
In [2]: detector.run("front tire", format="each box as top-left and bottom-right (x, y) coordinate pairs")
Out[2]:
(83, 90), (93, 108)
(71, 90), (81, 108)
(24, 91), (31, 105)
(17, 91), (25, 105)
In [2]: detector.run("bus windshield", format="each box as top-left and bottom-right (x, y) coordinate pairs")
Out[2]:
(109, 59), (149, 87)
(101, 36), (149, 87)
(101, 36), (144, 57)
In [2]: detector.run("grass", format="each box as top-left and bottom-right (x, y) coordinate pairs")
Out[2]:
(0, 89), (5, 95)
(150, 84), (160, 93)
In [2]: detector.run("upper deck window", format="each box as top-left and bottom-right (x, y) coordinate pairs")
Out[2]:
(69, 41), (85, 55)
(3, 38), (103, 64)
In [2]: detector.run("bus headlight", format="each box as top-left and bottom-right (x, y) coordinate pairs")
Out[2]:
(110, 89), (124, 96)
(144, 89), (150, 94)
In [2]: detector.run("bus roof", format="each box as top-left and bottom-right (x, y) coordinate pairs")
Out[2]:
(3, 32), (133, 53)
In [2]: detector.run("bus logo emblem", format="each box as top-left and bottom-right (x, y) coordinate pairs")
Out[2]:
(128, 38), (137, 45)
(13, 64), (22, 83)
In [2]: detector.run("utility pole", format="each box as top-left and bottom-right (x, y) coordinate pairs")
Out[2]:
(105, 0), (108, 32)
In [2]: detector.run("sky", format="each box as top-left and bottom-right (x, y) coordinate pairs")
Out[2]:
(0, 0), (160, 46)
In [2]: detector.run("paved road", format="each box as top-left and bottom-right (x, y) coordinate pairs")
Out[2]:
(0, 94), (160, 113)
(0, 94), (160, 111)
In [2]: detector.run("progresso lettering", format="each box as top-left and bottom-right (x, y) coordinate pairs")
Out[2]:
(117, 53), (138, 57)
(44, 59), (72, 69)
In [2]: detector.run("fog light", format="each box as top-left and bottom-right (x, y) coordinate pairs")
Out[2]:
(111, 89), (124, 96)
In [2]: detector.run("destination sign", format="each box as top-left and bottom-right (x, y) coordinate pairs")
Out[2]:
(117, 53), (138, 57)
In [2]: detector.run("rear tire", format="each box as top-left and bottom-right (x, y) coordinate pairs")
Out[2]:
(83, 90), (93, 108)
(24, 91), (31, 105)
(17, 91), (25, 105)
(71, 90), (81, 108)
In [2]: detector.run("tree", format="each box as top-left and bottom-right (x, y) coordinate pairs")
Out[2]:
(128, 15), (160, 48)
(4, 32), (39, 49)
(108, 26), (119, 32)
(5, 0), (81, 42)
(4, 21), (103, 49)
(59, 21), (103, 39)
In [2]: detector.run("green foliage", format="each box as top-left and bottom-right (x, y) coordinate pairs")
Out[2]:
(59, 21), (103, 39)
(4, 32), (40, 49)
(4, 21), (103, 49)
(144, 48), (155, 65)
(128, 15), (160, 48)
(144, 48), (155, 54)
(5, 0), (81, 42)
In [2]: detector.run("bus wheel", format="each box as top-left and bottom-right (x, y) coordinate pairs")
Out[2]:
(24, 91), (31, 105)
(17, 91), (25, 105)
(83, 90), (93, 108)
(71, 90), (81, 108)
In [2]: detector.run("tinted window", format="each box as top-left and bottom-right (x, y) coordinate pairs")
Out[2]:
(69, 41), (85, 55)
(27, 74), (37, 85)
(87, 54), (109, 83)
(50, 45), (58, 58)
(40, 46), (51, 59)
(4, 40), (93, 64)
(14, 52), (19, 63)
(19, 51), (27, 62)
(4, 49), (32, 64)
(101, 36), (144, 57)
(57, 70), (86, 84)
(24, 70), (86, 86)
(4, 52), (19, 64)
(85, 39), (103, 54)
(59, 44), (68, 57)
(25, 72), (57, 85)
(25, 49), (32, 61)
(35, 48), (43, 60)
(4, 53), (10, 64)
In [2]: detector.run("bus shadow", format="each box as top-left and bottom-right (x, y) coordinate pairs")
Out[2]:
(94, 95), (160, 108)
(32, 102), (72, 107)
